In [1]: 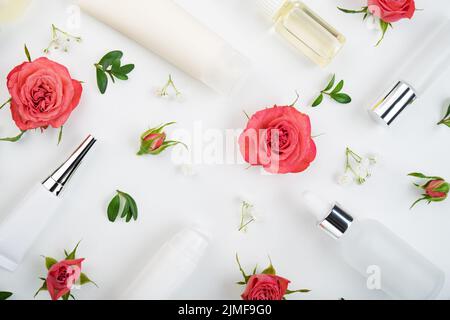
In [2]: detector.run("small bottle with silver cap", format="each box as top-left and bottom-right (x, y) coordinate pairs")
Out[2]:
(257, 0), (346, 67)
(370, 19), (450, 126)
(0, 135), (96, 272)
(302, 191), (444, 299)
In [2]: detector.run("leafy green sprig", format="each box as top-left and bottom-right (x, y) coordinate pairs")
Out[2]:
(312, 74), (351, 107)
(438, 103), (450, 127)
(95, 51), (135, 94)
(107, 190), (138, 223)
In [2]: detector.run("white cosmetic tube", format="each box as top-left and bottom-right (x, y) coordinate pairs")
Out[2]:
(122, 227), (209, 299)
(77, 0), (251, 95)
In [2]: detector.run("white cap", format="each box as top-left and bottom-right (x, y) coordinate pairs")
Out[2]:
(200, 44), (251, 96)
(169, 226), (210, 263)
(258, 0), (285, 20)
(302, 191), (332, 222)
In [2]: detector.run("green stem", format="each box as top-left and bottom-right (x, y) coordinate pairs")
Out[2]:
(0, 98), (12, 110)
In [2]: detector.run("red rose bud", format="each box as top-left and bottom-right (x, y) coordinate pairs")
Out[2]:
(425, 180), (449, 200)
(409, 173), (449, 209)
(137, 122), (185, 156)
(143, 132), (166, 151)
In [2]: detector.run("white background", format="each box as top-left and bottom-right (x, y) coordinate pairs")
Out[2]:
(0, 0), (449, 300)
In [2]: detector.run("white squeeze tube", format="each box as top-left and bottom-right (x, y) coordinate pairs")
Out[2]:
(0, 135), (96, 272)
(369, 19), (450, 126)
(122, 227), (210, 299)
(77, 0), (251, 95)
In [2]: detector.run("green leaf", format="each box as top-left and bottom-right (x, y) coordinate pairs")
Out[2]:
(107, 194), (121, 222)
(337, 6), (368, 14)
(331, 80), (344, 94)
(65, 241), (81, 260)
(57, 126), (63, 146)
(62, 292), (70, 300)
(109, 191), (138, 222)
(330, 93), (352, 104)
(408, 172), (443, 180)
(438, 104), (450, 126)
(410, 197), (427, 209)
(311, 94), (323, 107)
(24, 44), (32, 62)
(111, 58), (121, 72)
(434, 182), (449, 194)
(0, 98), (11, 110)
(112, 72), (128, 81)
(376, 20), (391, 46)
(285, 289), (311, 295)
(323, 74), (335, 92)
(34, 281), (47, 298)
(236, 254), (250, 283)
(0, 292), (13, 300)
(96, 69), (108, 94)
(261, 257), (276, 275)
(45, 257), (58, 270)
(99, 50), (123, 69)
(80, 273), (98, 287)
(119, 64), (135, 75)
(236, 281), (246, 285)
(0, 130), (26, 142)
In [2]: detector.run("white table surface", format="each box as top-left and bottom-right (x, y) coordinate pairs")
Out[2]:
(0, 0), (449, 300)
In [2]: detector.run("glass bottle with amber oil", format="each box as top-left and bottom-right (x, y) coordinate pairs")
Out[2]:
(259, 0), (346, 67)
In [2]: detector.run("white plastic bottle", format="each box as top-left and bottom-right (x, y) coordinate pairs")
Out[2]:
(77, 0), (250, 95)
(122, 227), (209, 300)
(370, 19), (450, 126)
(257, 0), (346, 67)
(302, 191), (445, 300)
(0, 135), (96, 271)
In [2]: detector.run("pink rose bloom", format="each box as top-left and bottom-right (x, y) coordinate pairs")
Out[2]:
(239, 105), (316, 174)
(241, 274), (290, 300)
(46, 259), (84, 300)
(368, 0), (416, 23)
(425, 180), (448, 200)
(6, 57), (82, 131)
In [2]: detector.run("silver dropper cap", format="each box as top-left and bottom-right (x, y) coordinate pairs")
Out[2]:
(369, 81), (417, 126)
(303, 191), (353, 239)
(42, 135), (96, 197)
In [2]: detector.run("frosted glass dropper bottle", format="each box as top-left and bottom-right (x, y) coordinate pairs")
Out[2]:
(257, 0), (346, 67)
(302, 191), (444, 300)
(370, 19), (450, 126)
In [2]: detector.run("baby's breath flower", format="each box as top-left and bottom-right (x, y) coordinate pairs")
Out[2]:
(338, 147), (377, 186)
(44, 24), (81, 54)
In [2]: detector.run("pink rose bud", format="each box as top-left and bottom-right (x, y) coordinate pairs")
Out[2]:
(46, 259), (84, 301)
(409, 173), (449, 209)
(143, 132), (166, 151)
(425, 180), (449, 200)
(137, 122), (185, 156)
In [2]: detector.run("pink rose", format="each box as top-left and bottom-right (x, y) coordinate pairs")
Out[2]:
(46, 258), (84, 301)
(241, 274), (290, 300)
(6, 57), (82, 131)
(368, 0), (416, 23)
(425, 180), (448, 200)
(239, 105), (316, 174)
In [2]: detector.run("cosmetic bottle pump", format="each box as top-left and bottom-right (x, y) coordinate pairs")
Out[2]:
(370, 19), (450, 126)
(302, 191), (444, 299)
(0, 135), (96, 271)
